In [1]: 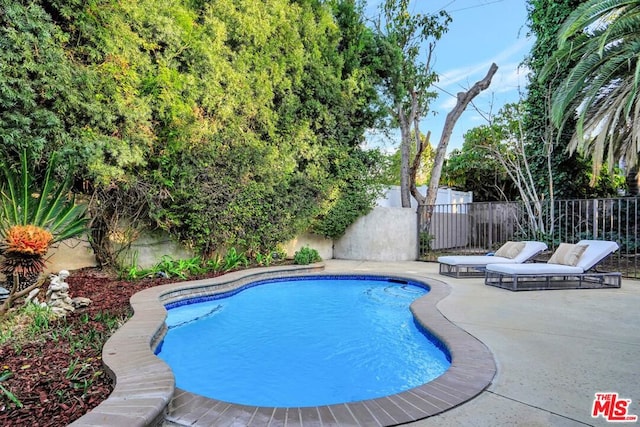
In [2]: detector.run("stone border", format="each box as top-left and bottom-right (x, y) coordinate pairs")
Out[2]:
(70, 265), (496, 426)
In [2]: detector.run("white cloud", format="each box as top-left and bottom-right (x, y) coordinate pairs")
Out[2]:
(438, 94), (458, 111)
(434, 38), (532, 115)
(486, 62), (530, 102)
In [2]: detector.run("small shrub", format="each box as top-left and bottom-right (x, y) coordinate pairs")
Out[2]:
(222, 247), (248, 271)
(419, 232), (434, 251)
(293, 246), (321, 265)
(254, 252), (273, 267)
(204, 254), (223, 273)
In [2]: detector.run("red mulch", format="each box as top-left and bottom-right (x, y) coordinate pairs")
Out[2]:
(0, 267), (223, 427)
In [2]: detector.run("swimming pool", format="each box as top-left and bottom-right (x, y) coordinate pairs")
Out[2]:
(82, 264), (496, 427)
(156, 276), (451, 407)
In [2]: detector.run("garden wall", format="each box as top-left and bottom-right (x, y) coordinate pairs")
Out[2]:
(46, 237), (98, 274)
(283, 233), (334, 261)
(40, 206), (418, 273)
(333, 206), (417, 261)
(114, 230), (194, 269)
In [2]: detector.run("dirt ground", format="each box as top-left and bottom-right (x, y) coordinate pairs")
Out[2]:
(0, 267), (215, 427)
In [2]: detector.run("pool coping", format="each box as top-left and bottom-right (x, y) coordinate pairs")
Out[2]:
(69, 263), (496, 427)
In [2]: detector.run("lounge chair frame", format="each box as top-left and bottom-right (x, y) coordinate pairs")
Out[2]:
(439, 262), (488, 278)
(485, 270), (622, 291)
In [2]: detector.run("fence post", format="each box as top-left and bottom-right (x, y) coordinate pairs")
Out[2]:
(488, 202), (493, 249)
(592, 199), (598, 239)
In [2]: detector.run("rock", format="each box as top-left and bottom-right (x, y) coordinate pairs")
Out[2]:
(72, 297), (92, 308)
(48, 299), (75, 316)
(47, 273), (69, 296)
(25, 288), (41, 305)
(45, 270), (76, 316)
(50, 306), (69, 317)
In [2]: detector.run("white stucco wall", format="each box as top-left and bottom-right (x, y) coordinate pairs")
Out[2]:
(377, 186), (473, 208)
(333, 206), (417, 261)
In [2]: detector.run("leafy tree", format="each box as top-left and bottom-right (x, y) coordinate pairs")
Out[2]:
(311, 148), (389, 239)
(524, 0), (608, 199)
(0, 1), (96, 164)
(445, 99), (625, 208)
(442, 127), (519, 202)
(373, 0), (497, 245)
(1, 0), (388, 264)
(373, 0), (451, 207)
(542, 0), (640, 177)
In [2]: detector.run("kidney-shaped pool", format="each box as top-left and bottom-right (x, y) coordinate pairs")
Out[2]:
(156, 276), (451, 407)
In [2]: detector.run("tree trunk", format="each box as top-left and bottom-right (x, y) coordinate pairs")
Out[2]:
(399, 104), (412, 207)
(409, 132), (430, 205)
(399, 89), (420, 208)
(418, 63), (498, 231)
(0, 273), (46, 319)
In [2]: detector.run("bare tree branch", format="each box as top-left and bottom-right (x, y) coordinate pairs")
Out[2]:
(414, 63), (498, 232)
(0, 273), (47, 319)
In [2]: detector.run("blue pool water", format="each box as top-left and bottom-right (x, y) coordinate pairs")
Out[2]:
(156, 276), (451, 407)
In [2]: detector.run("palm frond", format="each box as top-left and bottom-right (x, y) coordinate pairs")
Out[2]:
(0, 159), (21, 227)
(545, 0), (640, 171)
(31, 151), (59, 226)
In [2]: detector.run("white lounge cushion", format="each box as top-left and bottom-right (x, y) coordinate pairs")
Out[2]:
(486, 263), (584, 275)
(574, 240), (619, 270)
(438, 255), (517, 266)
(511, 241), (548, 262)
(438, 241), (548, 266)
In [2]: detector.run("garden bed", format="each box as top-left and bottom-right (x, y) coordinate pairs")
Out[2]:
(0, 267), (224, 426)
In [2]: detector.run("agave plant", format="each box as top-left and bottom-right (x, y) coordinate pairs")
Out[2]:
(0, 150), (88, 291)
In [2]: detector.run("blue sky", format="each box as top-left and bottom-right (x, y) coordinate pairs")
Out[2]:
(363, 0), (534, 153)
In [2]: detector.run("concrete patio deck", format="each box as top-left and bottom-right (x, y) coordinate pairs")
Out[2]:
(322, 260), (640, 427)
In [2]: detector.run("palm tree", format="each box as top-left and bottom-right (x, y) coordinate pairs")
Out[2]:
(542, 0), (640, 177)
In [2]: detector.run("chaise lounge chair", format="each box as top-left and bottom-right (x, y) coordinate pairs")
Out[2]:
(438, 240), (548, 278)
(484, 239), (622, 291)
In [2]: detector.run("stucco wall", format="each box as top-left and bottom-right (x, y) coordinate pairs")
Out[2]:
(114, 231), (194, 269)
(333, 206), (417, 261)
(46, 237), (98, 274)
(283, 233), (333, 261)
(34, 207), (418, 274)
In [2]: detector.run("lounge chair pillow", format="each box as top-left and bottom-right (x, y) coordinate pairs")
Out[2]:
(547, 243), (588, 266)
(494, 241), (525, 259)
